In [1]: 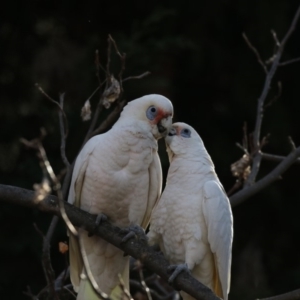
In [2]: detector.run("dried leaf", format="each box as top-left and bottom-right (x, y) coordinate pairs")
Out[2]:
(102, 75), (121, 109)
(59, 241), (69, 254)
(81, 99), (92, 121)
(231, 154), (251, 180)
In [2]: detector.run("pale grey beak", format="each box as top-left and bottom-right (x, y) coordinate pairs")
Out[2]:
(168, 127), (176, 136)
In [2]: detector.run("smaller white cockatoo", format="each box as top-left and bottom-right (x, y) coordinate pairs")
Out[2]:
(148, 122), (233, 300)
(68, 94), (173, 300)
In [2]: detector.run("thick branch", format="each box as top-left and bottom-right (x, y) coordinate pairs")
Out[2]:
(257, 288), (300, 300)
(0, 184), (221, 300)
(230, 146), (300, 207)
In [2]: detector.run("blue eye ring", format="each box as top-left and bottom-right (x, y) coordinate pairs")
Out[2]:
(180, 128), (191, 138)
(146, 106), (158, 120)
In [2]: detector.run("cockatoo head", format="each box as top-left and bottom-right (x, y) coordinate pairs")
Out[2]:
(165, 122), (205, 160)
(119, 94), (173, 139)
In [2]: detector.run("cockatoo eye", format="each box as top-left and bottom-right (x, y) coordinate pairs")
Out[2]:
(146, 106), (158, 120)
(180, 128), (191, 138)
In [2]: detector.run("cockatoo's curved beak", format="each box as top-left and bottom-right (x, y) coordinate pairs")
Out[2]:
(157, 115), (172, 136)
(168, 127), (177, 136)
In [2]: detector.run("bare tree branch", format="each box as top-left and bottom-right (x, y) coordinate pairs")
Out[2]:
(230, 146), (300, 206)
(242, 33), (268, 74)
(23, 286), (39, 300)
(35, 83), (69, 137)
(33, 223), (60, 300)
(257, 288), (300, 300)
(244, 5), (300, 187)
(58, 93), (70, 169)
(279, 57), (300, 66)
(0, 184), (221, 300)
(108, 34), (126, 86)
(262, 153), (300, 164)
(122, 71), (151, 82)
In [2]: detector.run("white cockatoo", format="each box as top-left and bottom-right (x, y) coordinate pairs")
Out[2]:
(148, 122), (233, 300)
(68, 94), (173, 300)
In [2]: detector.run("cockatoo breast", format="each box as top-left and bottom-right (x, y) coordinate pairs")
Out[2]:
(79, 129), (157, 226)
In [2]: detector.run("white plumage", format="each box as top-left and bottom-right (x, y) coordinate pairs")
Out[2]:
(68, 94), (173, 300)
(148, 122), (233, 300)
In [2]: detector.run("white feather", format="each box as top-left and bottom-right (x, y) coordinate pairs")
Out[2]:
(148, 122), (233, 300)
(68, 94), (173, 299)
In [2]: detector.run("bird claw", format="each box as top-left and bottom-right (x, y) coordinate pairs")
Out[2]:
(168, 263), (190, 283)
(88, 213), (108, 237)
(120, 224), (147, 243)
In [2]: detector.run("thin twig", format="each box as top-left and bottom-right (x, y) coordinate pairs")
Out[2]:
(87, 86), (101, 102)
(95, 49), (103, 86)
(242, 33), (268, 74)
(33, 223), (59, 300)
(106, 36), (112, 77)
(41, 144), (77, 236)
(20, 135), (77, 236)
(59, 93), (70, 169)
(108, 34), (126, 89)
(35, 83), (69, 137)
(271, 29), (281, 48)
(62, 285), (77, 298)
(123, 71), (151, 82)
(23, 286), (39, 300)
(288, 136), (296, 151)
(279, 57), (300, 66)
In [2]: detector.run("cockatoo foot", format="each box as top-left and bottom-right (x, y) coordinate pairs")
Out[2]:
(168, 263), (190, 283)
(120, 224), (147, 243)
(88, 213), (108, 237)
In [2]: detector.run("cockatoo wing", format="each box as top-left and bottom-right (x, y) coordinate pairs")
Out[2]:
(202, 180), (233, 300)
(140, 150), (162, 229)
(67, 137), (100, 292)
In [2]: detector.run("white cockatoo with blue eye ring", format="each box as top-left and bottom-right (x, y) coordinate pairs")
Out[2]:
(68, 94), (173, 300)
(148, 122), (233, 300)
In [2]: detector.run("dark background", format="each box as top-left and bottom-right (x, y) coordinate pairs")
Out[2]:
(1, 0), (300, 299)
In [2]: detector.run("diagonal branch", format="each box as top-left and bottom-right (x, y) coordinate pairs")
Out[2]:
(33, 223), (60, 300)
(35, 83), (69, 137)
(230, 146), (300, 207)
(262, 153), (300, 164)
(279, 57), (300, 66)
(0, 184), (221, 300)
(242, 33), (267, 74)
